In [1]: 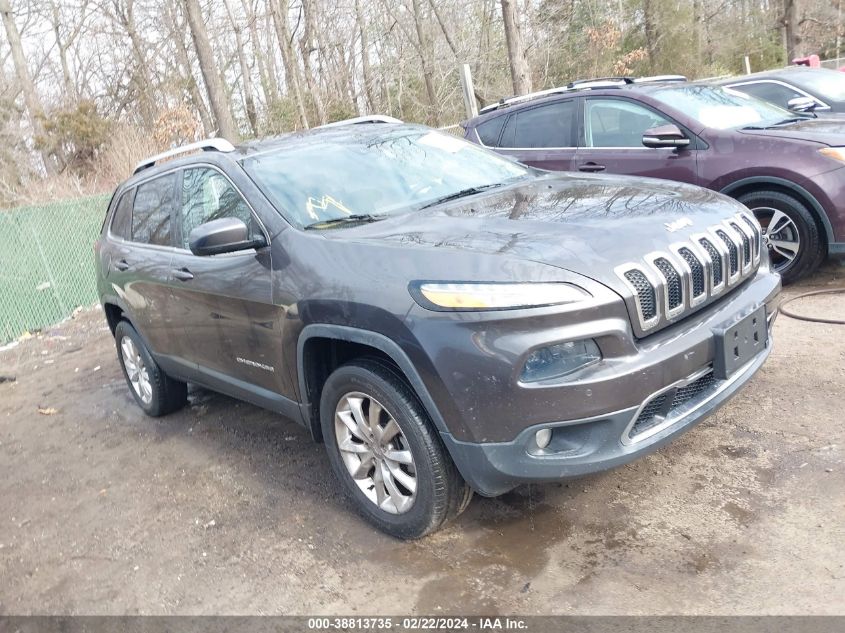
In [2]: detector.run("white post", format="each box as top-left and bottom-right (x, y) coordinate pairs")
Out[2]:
(744, 55), (752, 74)
(459, 64), (478, 119)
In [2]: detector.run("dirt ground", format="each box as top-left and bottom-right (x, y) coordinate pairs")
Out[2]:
(1, 264), (843, 616)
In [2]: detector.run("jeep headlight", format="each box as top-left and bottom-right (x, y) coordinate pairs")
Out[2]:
(412, 282), (591, 311)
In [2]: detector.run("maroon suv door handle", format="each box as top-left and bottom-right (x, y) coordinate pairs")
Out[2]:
(113, 259), (130, 271)
(578, 163), (606, 173)
(172, 268), (194, 281)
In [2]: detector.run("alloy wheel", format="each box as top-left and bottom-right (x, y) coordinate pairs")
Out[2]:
(754, 206), (801, 274)
(334, 391), (417, 514)
(121, 336), (152, 404)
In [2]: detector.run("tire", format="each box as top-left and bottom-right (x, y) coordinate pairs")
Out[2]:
(320, 359), (472, 539)
(114, 320), (187, 417)
(736, 190), (825, 284)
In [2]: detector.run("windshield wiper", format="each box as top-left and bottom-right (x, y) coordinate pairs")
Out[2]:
(304, 214), (385, 230)
(418, 183), (505, 210)
(744, 117), (811, 130)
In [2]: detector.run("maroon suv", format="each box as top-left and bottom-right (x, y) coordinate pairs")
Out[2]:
(463, 80), (845, 282)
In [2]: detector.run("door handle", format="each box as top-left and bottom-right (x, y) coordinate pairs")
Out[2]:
(578, 163), (606, 172)
(114, 259), (130, 271)
(172, 268), (194, 281)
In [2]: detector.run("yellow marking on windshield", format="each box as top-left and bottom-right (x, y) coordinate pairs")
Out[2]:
(306, 195), (353, 220)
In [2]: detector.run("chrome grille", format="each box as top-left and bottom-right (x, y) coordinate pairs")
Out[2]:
(624, 270), (657, 321)
(730, 221), (751, 266)
(653, 257), (683, 310)
(617, 213), (761, 335)
(698, 238), (723, 287)
(716, 229), (739, 276)
(678, 247), (705, 298)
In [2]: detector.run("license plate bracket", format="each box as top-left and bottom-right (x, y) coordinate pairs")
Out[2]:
(712, 306), (767, 380)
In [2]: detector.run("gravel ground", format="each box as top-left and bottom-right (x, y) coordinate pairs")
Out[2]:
(0, 264), (843, 615)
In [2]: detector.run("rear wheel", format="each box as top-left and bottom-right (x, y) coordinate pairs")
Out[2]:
(320, 359), (471, 539)
(736, 190), (825, 284)
(114, 320), (187, 417)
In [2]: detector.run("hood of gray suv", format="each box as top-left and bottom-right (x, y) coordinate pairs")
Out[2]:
(328, 173), (762, 336)
(338, 173), (747, 277)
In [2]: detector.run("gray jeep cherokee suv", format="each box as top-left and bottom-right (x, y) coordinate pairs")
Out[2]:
(95, 118), (780, 538)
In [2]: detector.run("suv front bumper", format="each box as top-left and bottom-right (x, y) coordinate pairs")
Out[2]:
(414, 270), (780, 496)
(441, 339), (770, 496)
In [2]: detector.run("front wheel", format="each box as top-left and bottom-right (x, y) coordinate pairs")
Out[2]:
(736, 190), (825, 284)
(320, 359), (472, 539)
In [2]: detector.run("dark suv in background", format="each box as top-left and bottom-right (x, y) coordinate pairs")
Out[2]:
(717, 67), (845, 114)
(463, 78), (845, 283)
(96, 119), (779, 538)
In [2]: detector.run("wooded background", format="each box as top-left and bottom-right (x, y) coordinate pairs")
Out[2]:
(0, 0), (839, 206)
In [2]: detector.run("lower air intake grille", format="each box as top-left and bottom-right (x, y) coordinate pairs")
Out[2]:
(654, 257), (683, 310)
(629, 370), (719, 440)
(624, 270), (657, 320)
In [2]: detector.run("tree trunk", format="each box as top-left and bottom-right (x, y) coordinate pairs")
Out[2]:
(300, 0), (327, 124)
(411, 0), (439, 125)
(781, 0), (802, 62)
(166, 2), (213, 134)
(0, 0), (55, 174)
(242, 0), (276, 106)
(354, 0), (375, 112)
(271, 0), (310, 129)
(222, 0), (258, 136)
(183, 0), (239, 141)
(501, 0), (532, 95)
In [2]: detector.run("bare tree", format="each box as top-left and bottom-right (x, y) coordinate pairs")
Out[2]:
(270, 0), (309, 129)
(780, 0), (803, 62)
(222, 0), (258, 135)
(501, 0), (532, 95)
(0, 0), (55, 173)
(183, 0), (240, 141)
(300, 0), (327, 124)
(411, 0), (439, 125)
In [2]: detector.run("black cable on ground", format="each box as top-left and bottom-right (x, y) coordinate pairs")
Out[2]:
(778, 288), (845, 325)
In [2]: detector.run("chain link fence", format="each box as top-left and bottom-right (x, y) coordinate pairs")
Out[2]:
(0, 194), (110, 344)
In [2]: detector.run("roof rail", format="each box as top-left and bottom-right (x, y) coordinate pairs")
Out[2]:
(634, 74), (687, 83)
(318, 115), (403, 129)
(568, 76), (635, 87)
(133, 138), (235, 175)
(478, 75), (689, 114)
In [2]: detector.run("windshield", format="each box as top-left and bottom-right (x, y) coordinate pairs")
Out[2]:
(650, 84), (799, 130)
(794, 70), (845, 102)
(243, 127), (532, 228)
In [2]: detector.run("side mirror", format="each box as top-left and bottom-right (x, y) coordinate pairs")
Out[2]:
(642, 124), (691, 149)
(787, 96), (817, 112)
(189, 217), (265, 256)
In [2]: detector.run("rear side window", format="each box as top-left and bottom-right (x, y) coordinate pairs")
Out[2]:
(500, 100), (575, 148)
(110, 191), (133, 240)
(476, 116), (506, 146)
(132, 174), (177, 246)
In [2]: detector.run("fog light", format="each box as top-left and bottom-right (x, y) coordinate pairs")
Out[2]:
(535, 428), (552, 449)
(521, 339), (601, 383)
